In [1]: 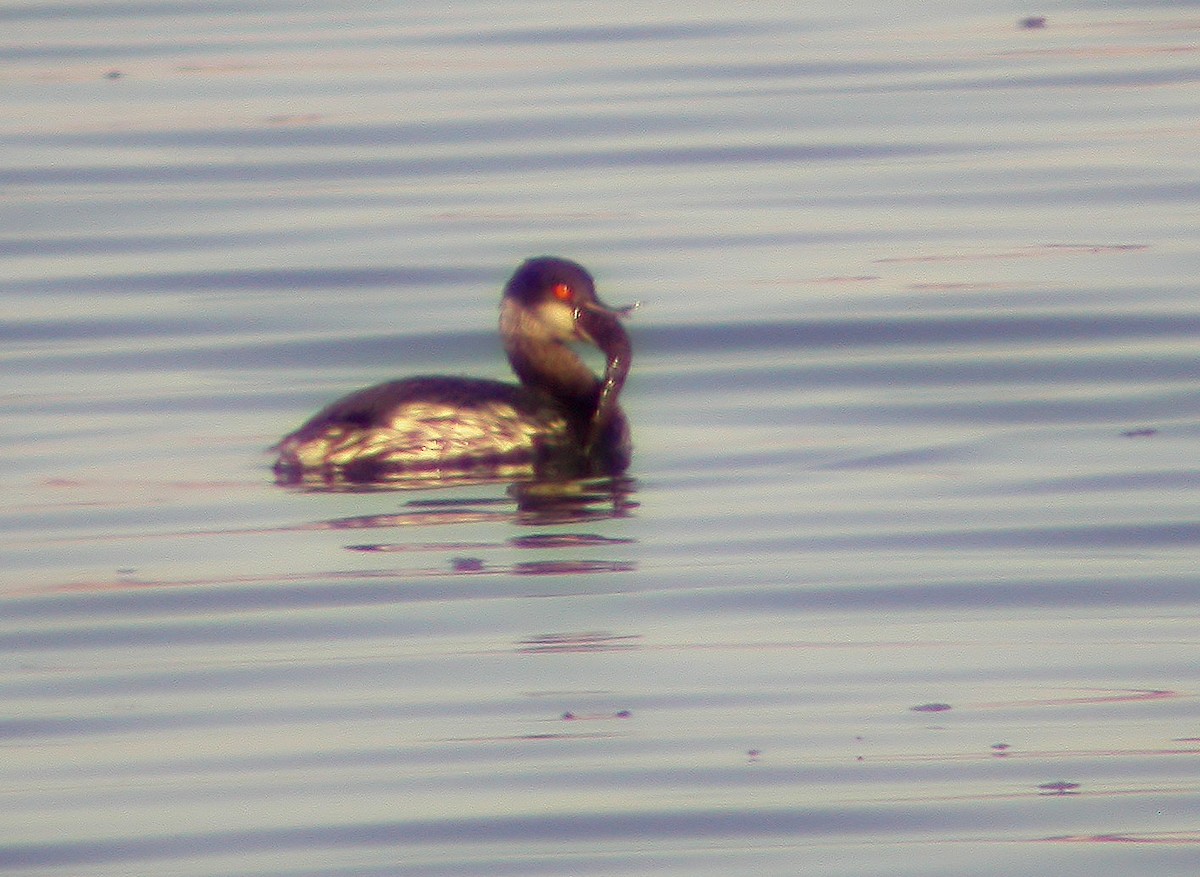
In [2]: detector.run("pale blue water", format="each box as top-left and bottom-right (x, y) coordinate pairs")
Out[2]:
(3, 2), (1200, 875)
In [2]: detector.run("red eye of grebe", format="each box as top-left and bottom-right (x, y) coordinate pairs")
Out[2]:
(552, 282), (572, 302)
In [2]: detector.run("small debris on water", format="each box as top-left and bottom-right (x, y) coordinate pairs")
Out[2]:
(561, 709), (631, 721)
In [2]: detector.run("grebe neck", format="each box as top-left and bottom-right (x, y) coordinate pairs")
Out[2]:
(500, 300), (600, 421)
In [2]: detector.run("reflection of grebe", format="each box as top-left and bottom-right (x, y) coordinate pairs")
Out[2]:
(273, 257), (634, 484)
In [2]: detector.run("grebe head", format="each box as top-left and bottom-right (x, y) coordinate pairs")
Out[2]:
(499, 257), (634, 450)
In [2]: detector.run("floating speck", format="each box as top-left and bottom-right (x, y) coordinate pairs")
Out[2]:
(910, 702), (952, 713)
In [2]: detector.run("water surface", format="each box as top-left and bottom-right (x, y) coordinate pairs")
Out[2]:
(3, 2), (1200, 875)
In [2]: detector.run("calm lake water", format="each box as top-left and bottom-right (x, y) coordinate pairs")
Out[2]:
(3, 1), (1200, 874)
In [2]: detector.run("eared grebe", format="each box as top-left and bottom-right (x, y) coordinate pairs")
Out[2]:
(273, 256), (634, 485)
